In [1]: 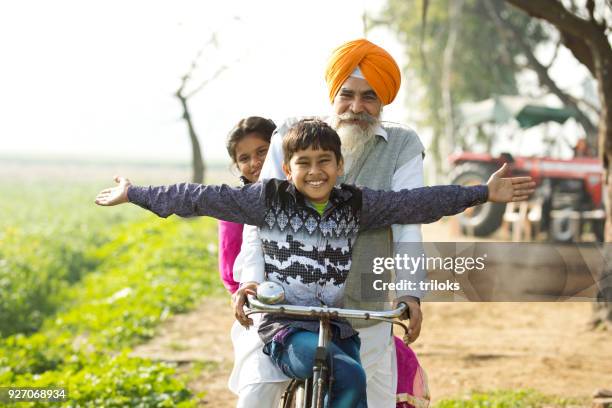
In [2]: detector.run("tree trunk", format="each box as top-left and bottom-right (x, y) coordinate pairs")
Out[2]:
(176, 92), (205, 184)
(429, 124), (446, 183)
(440, 0), (464, 179)
(504, 0), (612, 328)
(593, 32), (612, 329)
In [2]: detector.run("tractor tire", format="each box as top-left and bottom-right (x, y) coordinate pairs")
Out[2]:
(449, 163), (506, 237)
(593, 219), (605, 243)
(548, 211), (580, 243)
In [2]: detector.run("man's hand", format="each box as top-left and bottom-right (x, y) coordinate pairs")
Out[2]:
(232, 281), (259, 328)
(95, 176), (132, 206)
(487, 163), (536, 203)
(393, 295), (422, 344)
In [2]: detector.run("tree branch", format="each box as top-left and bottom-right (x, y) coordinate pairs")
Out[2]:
(506, 0), (600, 75)
(420, 0), (429, 46)
(494, 2), (598, 136)
(560, 31), (596, 73)
(545, 39), (562, 69)
(589, 0), (609, 30)
(483, 1), (517, 67)
(568, 93), (601, 114)
(185, 65), (229, 99)
(505, 0), (599, 39)
(586, 0), (596, 22)
(419, 0), (430, 72)
(177, 33), (219, 97)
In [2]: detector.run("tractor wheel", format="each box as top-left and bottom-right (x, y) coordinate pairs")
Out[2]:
(548, 210), (580, 243)
(593, 219), (605, 243)
(449, 163), (506, 237)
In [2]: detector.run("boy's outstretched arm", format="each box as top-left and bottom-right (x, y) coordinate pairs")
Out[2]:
(361, 163), (536, 230)
(95, 176), (132, 206)
(94, 176), (267, 226)
(486, 163), (535, 202)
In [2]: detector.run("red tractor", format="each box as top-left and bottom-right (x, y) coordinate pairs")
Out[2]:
(450, 96), (605, 242)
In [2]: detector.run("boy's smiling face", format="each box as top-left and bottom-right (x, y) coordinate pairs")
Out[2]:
(282, 147), (344, 204)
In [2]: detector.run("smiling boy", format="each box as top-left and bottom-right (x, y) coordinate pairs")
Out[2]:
(95, 119), (534, 407)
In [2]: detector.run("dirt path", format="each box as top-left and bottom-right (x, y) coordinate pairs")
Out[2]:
(131, 297), (237, 407)
(413, 302), (611, 402)
(132, 221), (612, 407)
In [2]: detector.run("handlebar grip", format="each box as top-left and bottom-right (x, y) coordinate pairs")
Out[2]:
(397, 302), (410, 319)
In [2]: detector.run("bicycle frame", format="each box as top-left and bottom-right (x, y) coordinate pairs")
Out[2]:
(246, 294), (410, 408)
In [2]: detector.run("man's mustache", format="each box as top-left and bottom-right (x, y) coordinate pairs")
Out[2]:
(335, 112), (377, 125)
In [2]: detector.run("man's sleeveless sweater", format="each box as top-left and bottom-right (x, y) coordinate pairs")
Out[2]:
(337, 122), (424, 328)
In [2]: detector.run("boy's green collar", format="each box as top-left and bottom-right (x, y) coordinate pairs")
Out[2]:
(309, 200), (329, 215)
(285, 181), (353, 205)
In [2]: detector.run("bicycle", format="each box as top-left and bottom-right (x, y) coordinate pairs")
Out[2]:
(246, 281), (410, 408)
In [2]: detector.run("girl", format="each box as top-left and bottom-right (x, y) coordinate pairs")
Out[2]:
(218, 116), (276, 294)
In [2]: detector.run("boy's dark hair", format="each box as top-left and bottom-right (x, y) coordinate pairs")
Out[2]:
(226, 116), (276, 163)
(282, 119), (343, 164)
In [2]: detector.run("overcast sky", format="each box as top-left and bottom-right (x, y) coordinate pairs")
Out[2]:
(0, 0), (593, 165)
(0, 0), (415, 163)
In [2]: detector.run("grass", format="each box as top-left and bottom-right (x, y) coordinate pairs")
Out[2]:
(434, 389), (587, 407)
(0, 175), (227, 406)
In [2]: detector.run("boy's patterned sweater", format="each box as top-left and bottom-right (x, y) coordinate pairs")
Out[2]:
(128, 179), (487, 343)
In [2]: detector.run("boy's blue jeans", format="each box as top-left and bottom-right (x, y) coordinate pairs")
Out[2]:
(266, 330), (367, 408)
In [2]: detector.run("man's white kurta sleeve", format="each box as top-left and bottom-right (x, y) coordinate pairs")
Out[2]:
(391, 153), (426, 299)
(233, 225), (265, 284)
(259, 131), (286, 180)
(233, 131), (286, 284)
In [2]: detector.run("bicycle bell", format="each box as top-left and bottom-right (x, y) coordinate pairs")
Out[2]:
(257, 281), (285, 304)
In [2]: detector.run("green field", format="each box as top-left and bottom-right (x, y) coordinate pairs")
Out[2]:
(0, 161), (226, 406)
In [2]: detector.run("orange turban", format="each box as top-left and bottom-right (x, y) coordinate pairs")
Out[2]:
(325, 39), (401, 105)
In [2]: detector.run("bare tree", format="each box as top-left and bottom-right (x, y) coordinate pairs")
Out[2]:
(505, 0), (611, 328)
(175, 34), (231, 184)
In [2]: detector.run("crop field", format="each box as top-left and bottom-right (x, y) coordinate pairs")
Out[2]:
(0, 159), (227, 406)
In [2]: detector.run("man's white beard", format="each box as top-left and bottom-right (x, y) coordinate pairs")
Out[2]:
(337, 124), (375, 169)
(331, 112), (380, 173)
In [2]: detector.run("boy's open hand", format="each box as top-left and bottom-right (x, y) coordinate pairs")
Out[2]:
(487, 163), (536, 203)
(95, 176), (132, 206)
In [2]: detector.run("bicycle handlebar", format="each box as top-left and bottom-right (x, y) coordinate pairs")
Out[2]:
(246, 295), (408, 322)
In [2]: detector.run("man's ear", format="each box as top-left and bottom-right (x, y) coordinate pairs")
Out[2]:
(337, 157), (344, 176)
(282, 162), (292, 181)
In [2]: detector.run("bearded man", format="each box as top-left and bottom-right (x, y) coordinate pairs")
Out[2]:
(230, 38), (426, 408)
